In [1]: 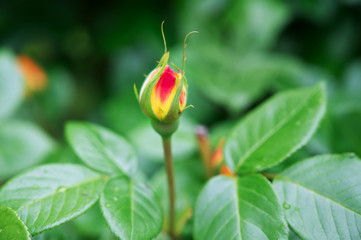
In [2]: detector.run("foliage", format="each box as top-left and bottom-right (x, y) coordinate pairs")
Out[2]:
(1, 0), (361, 239)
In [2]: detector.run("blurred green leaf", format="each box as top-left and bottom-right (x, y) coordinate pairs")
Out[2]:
(72, 204), (113, 239)
(289, 229), (302, 240)
(291, 0), (337, 23)
(0, 206), (31, 240)
(273, 153), (361, 239)
(43, 146), (81, 164)
(187, 42), (329, 114)
(100, 176), (162, 240)
(33, 219), (115, 240)
(102, 92), (145, 135)
(182, 0), (289, 52)
(188, 48), (274, 114)
(343, 59), (361, 101)
(0, 164), (107, 235)
(194, 175), (288, 240)
(154, 232), (172, 240)
(0, 49), (24, 120)
(224, 83), (326, 174)
(209, 119), (237, 148)
(128, 117), (197, 162)
(263, 148), (310, 175)
(66, 121), (137, 176)
(332, 110), (361, 157)
(226, 0), (290, 52)
(40, 66), (76, 121)
(0, 120), (55, 180)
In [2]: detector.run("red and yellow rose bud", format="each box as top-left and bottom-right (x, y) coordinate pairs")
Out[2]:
(17, 55), (47, 95)
(137, 52), (188, 124)
(135, 22), (196, 138)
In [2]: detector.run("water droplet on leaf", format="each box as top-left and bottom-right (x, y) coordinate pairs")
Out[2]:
(57, 187), (66, 192)
(283, 202), (291, 209)
(113, 197), (118, 201)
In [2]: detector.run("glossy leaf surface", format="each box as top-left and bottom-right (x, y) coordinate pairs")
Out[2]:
(194, 175), (287, 240)
(0, 164), (106, 235)
(66, 121), (137, 176)
(100, 176), (163, 240)
(274, 153), (361, 240)
(0, 206), (31, 240)
(0, 120), (55, 180)
(0, 49), (24, 119)
(225, 83), (326, 174)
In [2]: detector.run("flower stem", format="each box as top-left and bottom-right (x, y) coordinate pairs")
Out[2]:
(162, 136), (176, 239)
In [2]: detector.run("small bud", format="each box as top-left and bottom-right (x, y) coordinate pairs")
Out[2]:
(220, 164), (234, 177)
(210, 137), (225, 168)
(17, 55), (47, 95)
(138, 52), (188, 123)
(135, 22), (197, 138)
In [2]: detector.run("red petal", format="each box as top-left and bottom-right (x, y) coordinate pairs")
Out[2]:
(154, 65), (176, 103)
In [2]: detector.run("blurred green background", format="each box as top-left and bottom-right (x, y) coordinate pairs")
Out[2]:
(0, 0), (360, 239)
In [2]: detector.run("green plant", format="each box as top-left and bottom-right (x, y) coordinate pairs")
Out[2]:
(2, 78), (361, 240)
(2, 15), (361, 239)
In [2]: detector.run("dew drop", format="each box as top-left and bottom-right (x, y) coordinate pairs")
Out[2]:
(283, 202), (291, 210)
(106, 204), (111, 208)
(57, 187), (66, 192)
(32, 185), (39, 189)
(113, 197), (118, 201)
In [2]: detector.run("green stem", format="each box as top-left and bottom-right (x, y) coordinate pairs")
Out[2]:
(162, 137), (176, 240)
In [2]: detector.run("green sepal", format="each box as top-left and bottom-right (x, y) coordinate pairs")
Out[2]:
(151, 119), (179, 138)
(133, 83), (139, 102)
(139, 52), (170, 120)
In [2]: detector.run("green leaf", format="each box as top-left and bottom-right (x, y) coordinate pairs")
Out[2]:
(66, 121), (137, 176)
(0, 49), (24, 120)
(0, 206), (31, 240)
(224, 83), (326, 174)
(100, 176), (163, 240)
(273, 153), (361, 240)
(226, 0), (290, 52)
(0, 164), (107, 235)
(0, 120), (55, 180)
(187, 47), (274, 114)
(194, 175), (288, 240)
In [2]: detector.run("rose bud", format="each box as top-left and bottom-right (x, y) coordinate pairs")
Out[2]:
(134, 22), (197, 137)
(137, 52), (188, 123)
